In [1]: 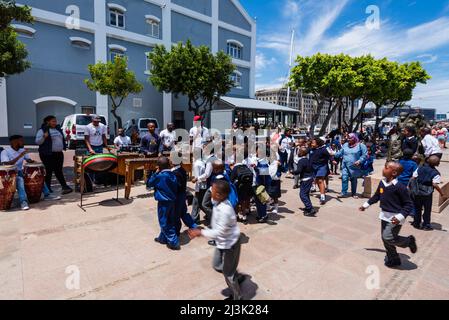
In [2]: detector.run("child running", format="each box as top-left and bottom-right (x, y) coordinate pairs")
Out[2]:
(359, 162), (417, 268)
(291, 147), (316, 216)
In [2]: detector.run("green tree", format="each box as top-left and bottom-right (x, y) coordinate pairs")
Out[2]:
(85, 57), (144, 129)
(0, 1), (34, 78)
(148, 40), (236, 116)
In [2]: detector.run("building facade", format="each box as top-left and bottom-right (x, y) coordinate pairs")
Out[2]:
(0, 0), (256, 141)
(255, 88), (357, 128)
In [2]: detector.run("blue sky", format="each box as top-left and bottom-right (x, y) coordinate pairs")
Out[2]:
(240, 0), (449, 113)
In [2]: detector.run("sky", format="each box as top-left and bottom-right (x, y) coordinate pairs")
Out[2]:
(240, 0), (449, 113)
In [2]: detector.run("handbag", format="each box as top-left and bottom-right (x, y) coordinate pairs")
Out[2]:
(409, 178), (433, 197)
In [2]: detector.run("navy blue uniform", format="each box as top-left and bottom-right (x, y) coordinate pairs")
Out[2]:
(172, 166), (198, 235)
(292, 157), (314, 212)
(147, 169), (179, 247)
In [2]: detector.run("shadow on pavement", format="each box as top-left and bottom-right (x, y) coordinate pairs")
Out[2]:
(221, 274), (258, 300)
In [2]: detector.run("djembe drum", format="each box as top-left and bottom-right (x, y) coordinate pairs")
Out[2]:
(23, 163), (46, 204)
(0, 165), (18, 210)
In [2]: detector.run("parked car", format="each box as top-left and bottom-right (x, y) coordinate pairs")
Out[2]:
(123, 118), (159, 143)
(62, 114), (110, 149)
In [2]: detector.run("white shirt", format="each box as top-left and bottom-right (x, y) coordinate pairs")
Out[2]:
(189, 126), (210, 149)
(85, 123), (107, 147)
(201, 199), (240, 249)
(1, 147), (30, 171)
(193, 159), (207, 191)
(113, 135), (131, 147)
(278, 135), (293, 152)
(421, 134), (442, 157)
(159, 129), (176, 149)
(362, 179), (407, 225)
(198, 154), (216, 183)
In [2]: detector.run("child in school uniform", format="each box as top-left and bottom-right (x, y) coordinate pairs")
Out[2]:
(309, 137), (332, 205)
(147, 157), (180, 251)
(360, 162), (418, 268)
(172, 163), (198, 235)
(291, 147), (316, 216)
(188, 180), (245, 300)
(398, 149), (418, 187)
(411, 155), (444, 231)
(268, 157), (282, 215)
(253, 147), (271, 223)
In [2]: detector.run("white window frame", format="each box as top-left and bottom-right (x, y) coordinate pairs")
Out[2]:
(145, 52), (153, 75)
(227, 40), (244, 60)
(11, 24), (36, 38)
(108, 4), (126, 29)
(108, 44), (127, 62)
(69, 36), (92, 49)
(231, 70), (242, 89)
(145, 15), (161, 39)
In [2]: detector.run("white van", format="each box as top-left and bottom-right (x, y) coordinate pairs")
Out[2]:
(123, 118), (159, 141)
(62, 114), (110, 149)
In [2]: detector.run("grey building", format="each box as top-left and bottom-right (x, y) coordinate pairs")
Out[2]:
(255, 88), (357, 128)
(0, 0), (256, 142)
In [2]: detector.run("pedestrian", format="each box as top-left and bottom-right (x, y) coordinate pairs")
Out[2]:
(147, 157), (180, 251)
(420, 127), (442, 160)
(309, 137), (332, 205)
(401, 126), (418, 154)
(188, 180), (245, 300)
(231, 154), (254, 224)
(159, 123), (176, 154)
(410, 155), (444, 231)
(35, 115), (73, 194)
(291, 147), (315, 216)
(398, 149), (418, 187)
(359, 162), (417, 268)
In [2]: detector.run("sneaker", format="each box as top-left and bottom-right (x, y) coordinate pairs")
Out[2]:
(384, 259), (401, 268)
(337, 193), (350, 199)
(411, 223), (422, 230)
(236, 274), (247, 285)
(257, 216), (268, 224)
(167, 244), (181, 251)
(154, 237), (167, 245)
(304, 209), (317, 217)
(409, 236), (418, 254)
(422, 225), (434, 231)
(44, 194), (61, 201)
(208, 240), (216, 246)
(61, 187), (73, 195)
(320, 198), (326, 205)
(293, 185), (299, 190)
(272, 204), (279, 214)
(20, 202), (30, 211)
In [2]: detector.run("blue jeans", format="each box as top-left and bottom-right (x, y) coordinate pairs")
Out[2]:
(255, 196), (267, 219)
(300, 179), (314, 211)
(16, 171), (28, 204)
(341, 167), (358, 196)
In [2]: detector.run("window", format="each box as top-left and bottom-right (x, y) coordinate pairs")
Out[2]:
(81, 106), (95, 115)
(227, 41), (243, 59)
(11, 24), (36, 38)
(108, 4), (126, 28)
(109, 44), (127, 62)
(231, 71), (242, 88)
(145, 52), (153, 74)
(70, 37), (92, 49)
(145, 15), (160, 38)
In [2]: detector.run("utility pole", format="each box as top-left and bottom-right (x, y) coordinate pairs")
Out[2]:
(286, 29), (295, 110)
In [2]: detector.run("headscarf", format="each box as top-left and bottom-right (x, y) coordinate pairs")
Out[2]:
(348, 133), (359, 146)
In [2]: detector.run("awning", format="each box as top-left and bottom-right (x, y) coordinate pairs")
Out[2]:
(220, 96), (299, 113)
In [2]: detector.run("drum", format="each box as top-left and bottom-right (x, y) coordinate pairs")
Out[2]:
(0, 165), (17, 210)
(82, 154), (118, 173)
(23, 163), (46, 204)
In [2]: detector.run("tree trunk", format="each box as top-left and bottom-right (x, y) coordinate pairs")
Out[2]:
(111, 108), (122, 130)
(319, 99), (339, 137)
(309, 97), (326, 138)
(374, 104), (381, 140)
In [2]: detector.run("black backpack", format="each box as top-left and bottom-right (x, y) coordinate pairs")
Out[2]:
(232, 165), (253, 190)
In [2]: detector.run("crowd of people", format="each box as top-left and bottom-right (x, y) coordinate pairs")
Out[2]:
(1, 113), (447, 300)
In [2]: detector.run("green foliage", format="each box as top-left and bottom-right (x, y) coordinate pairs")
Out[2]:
(0, 1), (34, 77)
(85, 57), (144, 128)
(290, 53), (430, 136)
(148, 40), (235, 116)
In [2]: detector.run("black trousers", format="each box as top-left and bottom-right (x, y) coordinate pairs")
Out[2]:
(414, 195), (433, 227)
(39, 152), (69, 190)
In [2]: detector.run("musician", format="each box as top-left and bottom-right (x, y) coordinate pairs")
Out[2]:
(140, 122), (160, 157)
(1, 135), (34, 210)
(85, 116), (110, 155)
(114, 128), (131, 150)
(159, 123), (176, 154)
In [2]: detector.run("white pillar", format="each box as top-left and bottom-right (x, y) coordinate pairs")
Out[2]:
(0, 78), (8, 137)
(211, 0), (219, 54)
(249, 22), (256, 98)
(162, 0), (172, 125)
(94, 0), (109, 120)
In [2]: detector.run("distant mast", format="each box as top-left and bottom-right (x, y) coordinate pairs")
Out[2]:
(286, 29), (295, 110)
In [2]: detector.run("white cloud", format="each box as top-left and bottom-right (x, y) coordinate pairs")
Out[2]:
(417, 54), (438, 64)
(255, 52), (277, 71)
(410, 77), (449, 112)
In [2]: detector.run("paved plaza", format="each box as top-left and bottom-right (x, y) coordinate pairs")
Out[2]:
(1, 154), (449, 300)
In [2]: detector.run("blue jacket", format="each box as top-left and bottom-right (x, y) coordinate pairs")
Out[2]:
(335, 143), (368, 175)
(147, 170), (178, 202)
(398, 159), (418, 186)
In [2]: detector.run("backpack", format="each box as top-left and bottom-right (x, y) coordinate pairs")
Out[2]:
(233, 165), (254, 190)
(228, 183), (239, 208)
(253, 185), (271, 205)
(409, 178), (433, 197)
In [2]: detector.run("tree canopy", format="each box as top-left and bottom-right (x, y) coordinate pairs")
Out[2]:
(0, 1), (34, 78)
(148, 40), (236, 116)
(85, 56), (144, 130)
(290, 53), (430, 137)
